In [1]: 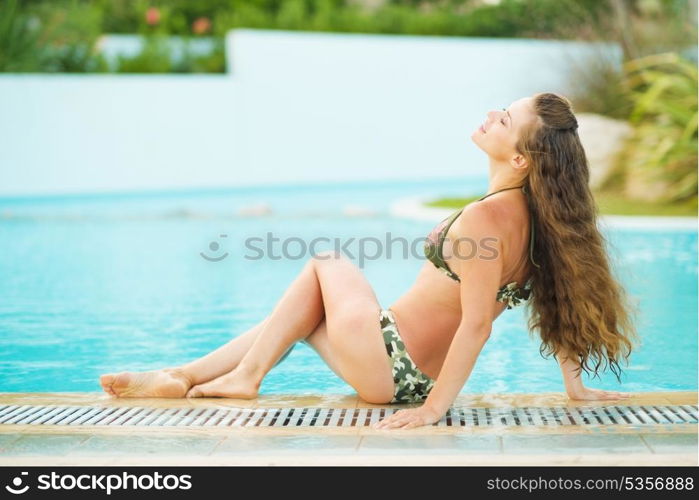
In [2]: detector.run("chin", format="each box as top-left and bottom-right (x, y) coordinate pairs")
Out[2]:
(473, 141), (489, 155)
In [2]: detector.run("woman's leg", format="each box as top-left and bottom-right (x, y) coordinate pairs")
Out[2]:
(101, 250), (395, 403)
(185, 254), (326, 398)
(186, 251), (395, 403)
(99, 317), (295, 398)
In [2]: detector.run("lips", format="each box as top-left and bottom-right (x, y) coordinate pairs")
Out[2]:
(479, 123), (486, 133)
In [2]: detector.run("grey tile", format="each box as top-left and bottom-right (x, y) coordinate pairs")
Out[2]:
(3, 434), (89, 456)
(502, 433), (650, 454)
(642, 434), (698, 453)
(212, 435), (361, 455)
(74, 435), (224, 456)
(358, 434), (501, 455)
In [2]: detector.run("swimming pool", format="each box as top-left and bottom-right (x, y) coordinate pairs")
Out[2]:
(0, 178), (696, 395)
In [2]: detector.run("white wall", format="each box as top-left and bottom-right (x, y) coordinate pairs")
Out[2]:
(0, 29), (621, 197)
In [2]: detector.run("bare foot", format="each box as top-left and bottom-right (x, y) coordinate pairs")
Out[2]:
(185, 367), (259, 399)
(99, 368), (193, 398)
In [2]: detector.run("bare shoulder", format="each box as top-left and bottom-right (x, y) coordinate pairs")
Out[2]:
(452, 200), (506, 242)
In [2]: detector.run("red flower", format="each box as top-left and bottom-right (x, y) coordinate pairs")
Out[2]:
(192, 17), (211, 35)
(145, 7), (160, 26)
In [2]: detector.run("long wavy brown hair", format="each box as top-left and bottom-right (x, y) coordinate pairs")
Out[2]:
(517, 92), (641, 383)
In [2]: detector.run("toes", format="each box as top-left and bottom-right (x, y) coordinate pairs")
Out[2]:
(99, 374), (114, 389)
(185, 386), (203, 398)
(99, 374), (117, 395)
(111, 372), (134, 392)
(107, 372), (139, 397)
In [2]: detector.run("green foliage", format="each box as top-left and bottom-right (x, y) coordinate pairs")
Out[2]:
(209, 0), (611, 38)
(114, 35), (172, 73)
(568, 53), (635, 120)
(593, 190), (697, 216)
(562, 1), (697, 206)
(113, 35), (225, 73)
(277, 0), (308, 29)
(425, 193), (698, 216)
(0, 0), (42, 71)
(617, 52), (698, 202)
(566, 0), (696, 119)
(34, 0), (110, 72)
(0, 0), (607, 71)
(0, 0), (693, 80)
(40, 43), (109, 72)
(1, 0), (109, 72)
(187, 38), (226, 73)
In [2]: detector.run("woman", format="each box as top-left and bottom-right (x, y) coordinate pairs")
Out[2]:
(100, 92), (640, 430)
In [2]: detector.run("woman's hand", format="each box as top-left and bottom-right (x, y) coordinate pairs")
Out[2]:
(373, 406), (443, 430)
(567, 387), (634, 401)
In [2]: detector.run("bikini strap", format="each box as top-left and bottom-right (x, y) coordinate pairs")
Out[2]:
(522, 185), (541, 269)
(477, 184), (525, 202)
(529, 212), (541, 269)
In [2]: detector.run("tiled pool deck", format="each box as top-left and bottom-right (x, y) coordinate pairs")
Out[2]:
(0, 391), (696, 466)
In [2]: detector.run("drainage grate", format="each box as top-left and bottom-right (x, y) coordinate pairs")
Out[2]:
(0, 404), (696, 428)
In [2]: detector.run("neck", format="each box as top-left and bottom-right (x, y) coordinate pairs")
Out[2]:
(487, 158), (526, 194)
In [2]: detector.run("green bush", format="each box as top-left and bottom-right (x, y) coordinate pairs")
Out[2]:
(114, 35), (172, 73)
(616, 52), (698, 202)
(1, 0), (109, 72)
(568, 53), (635, 120)
(0, 0), (43, 71)
(0, 0), (692, 78)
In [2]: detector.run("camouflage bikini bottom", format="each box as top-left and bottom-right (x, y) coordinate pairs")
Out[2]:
(379, 308), (436, 404)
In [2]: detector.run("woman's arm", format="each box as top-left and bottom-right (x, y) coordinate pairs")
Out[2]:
(556, 347), (585, 397)
(421, 319), (492, 417)
(374, 313), (494, 429)
(424, 204), (504, 416)
(557, 346), (633, 401)
(374, 204), (503, 429)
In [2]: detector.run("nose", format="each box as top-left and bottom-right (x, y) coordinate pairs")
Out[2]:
(487, 109), (504, 120)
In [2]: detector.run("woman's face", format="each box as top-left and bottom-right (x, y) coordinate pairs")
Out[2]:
(471, 96), (538, 164)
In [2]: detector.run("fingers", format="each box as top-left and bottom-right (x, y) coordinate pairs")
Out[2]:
(376, 419), (414, 430)
(591, 390), (633, 400)
(602, 390), (631, 399)
(374, 409), (407, 429)
(374, 413), (418, 430)
(609, 393), (632, 399)
(402, 420), (421, 430)
(373, 418), (392, 429)
(375, 417), (407, 429)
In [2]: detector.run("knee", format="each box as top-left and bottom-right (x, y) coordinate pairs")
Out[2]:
(311, 249), (344, 264)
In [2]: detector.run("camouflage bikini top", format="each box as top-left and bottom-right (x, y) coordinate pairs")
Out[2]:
(423, 185), (539, 310)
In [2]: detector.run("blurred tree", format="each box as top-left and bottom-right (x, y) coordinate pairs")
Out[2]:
(3, 0), (696, 74)
(0, 0), (42, 71)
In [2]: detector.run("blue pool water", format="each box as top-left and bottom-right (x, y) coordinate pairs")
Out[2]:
(0, 178), (696, 395)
